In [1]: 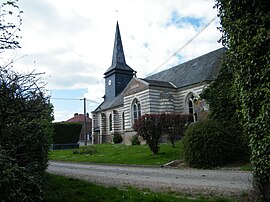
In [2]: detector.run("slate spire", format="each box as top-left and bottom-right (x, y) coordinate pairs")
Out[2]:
(104, 22), (134, 76)
(112, 21), (126, 66)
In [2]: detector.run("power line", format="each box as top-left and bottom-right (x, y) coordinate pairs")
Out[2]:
(147, 16), (218, 77)
(50, 97), (100, 104)
(50, 97), (81, 101)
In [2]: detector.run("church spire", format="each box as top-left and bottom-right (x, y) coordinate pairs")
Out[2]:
(104, 22), (133, 76)
(112, 21), (126, 66)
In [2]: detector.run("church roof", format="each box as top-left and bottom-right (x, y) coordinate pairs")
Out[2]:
(142, 79), (176, 88)
(104, 22), (134, 77)
(146, 47), (226, 88)
(94, 47), (226, 112)
(94, 94), (123, 112)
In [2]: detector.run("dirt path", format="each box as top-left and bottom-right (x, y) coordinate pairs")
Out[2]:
(48, 161), (253, 197)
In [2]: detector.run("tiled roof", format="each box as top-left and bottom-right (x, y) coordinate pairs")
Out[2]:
(66, 114), (92, 123)
(146, 47), (226, 88)
(94, 94), (123, 112)
(142, 79), (176, 88)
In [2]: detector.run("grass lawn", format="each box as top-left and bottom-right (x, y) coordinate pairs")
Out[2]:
(43, 173), (232, 202)
(50, 141), (184, 165)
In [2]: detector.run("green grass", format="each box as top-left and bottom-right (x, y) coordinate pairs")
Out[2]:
(50, 141), (184, 165)
(43, 173), (232, 202)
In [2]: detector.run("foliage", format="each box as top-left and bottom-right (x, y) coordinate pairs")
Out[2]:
(133, 113), (192, 152)
(52, 122), (82, 144)
(183, 119), (239, 168)
(0, 153), (45, 201)
(215, 0), (270, 200)
(160, 113), (193, 147)
(0, 1), (53, 200)
(131, 135), (140, 145)
(50, 142), (183, 166)
(113, 133), (123, 144)
(133, 114), (163, 155)
(0, 0), (22, 50)
(0, 67), (54, 201)
(200, 54), (250, 162)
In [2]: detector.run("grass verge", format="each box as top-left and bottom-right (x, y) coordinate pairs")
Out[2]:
(43, 173), (232, 202)
(50, 141), (184, 165)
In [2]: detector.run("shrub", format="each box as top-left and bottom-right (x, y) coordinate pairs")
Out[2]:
(0, 2), (53, 201)
(113, 134), (123, 144)
(0, 68), (53, 201)
(131, 135), (140, 145)
(53, 122), (82, 144)
(160, 113), (193, 147)
(133, 114), (163, 155)
(183, 119), (237, 168)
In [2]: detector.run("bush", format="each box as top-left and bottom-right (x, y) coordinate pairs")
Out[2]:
(131, 135), (140, 145)
(113, 134), (123, 144)
(160, 113), (193, 147)
(0, 68), (53, 201)
(133, 114), (163, 155)
(183, 119), (237, 168)
(53, 122), (82, 144)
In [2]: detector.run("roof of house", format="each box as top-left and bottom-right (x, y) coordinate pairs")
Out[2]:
(146, 47), (226, 88)
(93, 47), (226, 112)
(66, 113), (92, 123)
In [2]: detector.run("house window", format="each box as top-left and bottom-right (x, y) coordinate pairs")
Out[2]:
(109, 113), (112, 131)
(132, 98), (141, 123)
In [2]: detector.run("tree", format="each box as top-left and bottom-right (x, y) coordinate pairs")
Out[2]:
(215, 0), (270, 200)
(0, 67), (54, 201)
(0, 0), (22, 50)
(0, 1), (54, 201)
(161, 113), (192, 147)
(200, 61), (250, 162)
(133, 114), (163, 155)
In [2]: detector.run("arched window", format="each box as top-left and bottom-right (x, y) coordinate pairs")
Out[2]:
(132, 98), (141, 123)
(109, 113), (112, 131)
(186, 93), (197, 122)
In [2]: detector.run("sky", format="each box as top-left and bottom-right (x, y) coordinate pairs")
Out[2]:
(4, 0), (223, 122)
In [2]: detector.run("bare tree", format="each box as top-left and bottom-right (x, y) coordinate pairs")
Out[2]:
(0, 0), (22, 50)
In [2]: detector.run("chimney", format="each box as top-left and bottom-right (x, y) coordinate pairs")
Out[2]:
(74, 113), (78, 117)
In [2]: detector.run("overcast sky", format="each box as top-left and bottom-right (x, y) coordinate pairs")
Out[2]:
(8, 0), (223, 122)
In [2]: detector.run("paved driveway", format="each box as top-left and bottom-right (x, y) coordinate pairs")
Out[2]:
(48, 161), (253, 196)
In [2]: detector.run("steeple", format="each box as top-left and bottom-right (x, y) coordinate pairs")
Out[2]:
(104, 22), (134, 77)
(112, 21), (126, 66)
(103, 22), (135, 100)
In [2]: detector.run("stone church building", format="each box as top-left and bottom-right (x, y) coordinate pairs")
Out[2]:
(92, 22), (226, 144)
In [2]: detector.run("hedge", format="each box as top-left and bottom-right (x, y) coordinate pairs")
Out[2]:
(52, 122), (82, 144)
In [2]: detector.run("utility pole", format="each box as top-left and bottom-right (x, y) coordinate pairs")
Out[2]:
(83, 98), (87, 146)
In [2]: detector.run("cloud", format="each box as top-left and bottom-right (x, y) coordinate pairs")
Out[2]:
(9, 0), (223, 121)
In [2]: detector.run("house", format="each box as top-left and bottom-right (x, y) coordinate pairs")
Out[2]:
(66, 113), (92, 145)
(92, 22), (226, 144)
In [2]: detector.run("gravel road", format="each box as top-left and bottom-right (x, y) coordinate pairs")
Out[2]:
(48, 161), (253, 197)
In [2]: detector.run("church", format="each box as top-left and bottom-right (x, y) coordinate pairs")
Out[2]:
(91, 22), (226, 144)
